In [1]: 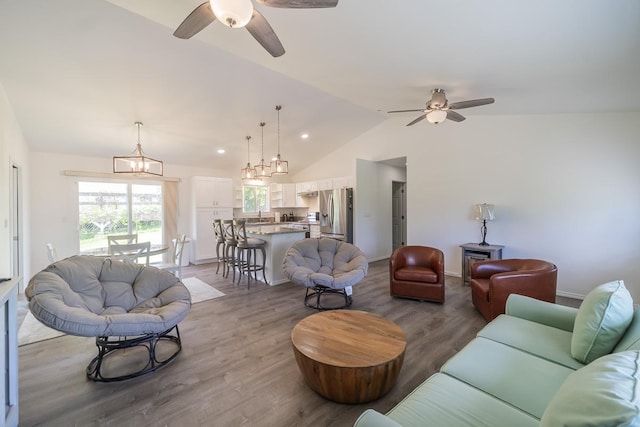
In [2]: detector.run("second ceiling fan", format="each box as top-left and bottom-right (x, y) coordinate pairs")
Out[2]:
(389, 89), (495, 125)
(173, 0), (338, 57)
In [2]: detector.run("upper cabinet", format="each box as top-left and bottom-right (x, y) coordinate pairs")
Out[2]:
(296, 181), (318, 194)
(192, 176), (234, 208)
(271, 183), (297, 208)
(332, 176), (353, 189)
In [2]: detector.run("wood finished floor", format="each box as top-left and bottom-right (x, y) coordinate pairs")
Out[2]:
(18, 261), (576, 426)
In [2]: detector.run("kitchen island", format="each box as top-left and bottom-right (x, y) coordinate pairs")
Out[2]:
(244, 224), (308, 285)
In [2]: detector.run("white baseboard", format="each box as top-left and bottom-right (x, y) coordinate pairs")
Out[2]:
(556, 290), (585, 300)
(368, 256), (389, 263)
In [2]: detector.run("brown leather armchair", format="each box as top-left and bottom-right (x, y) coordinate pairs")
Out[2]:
(471, 259), (558, 321)
(390, 246), (445, 303)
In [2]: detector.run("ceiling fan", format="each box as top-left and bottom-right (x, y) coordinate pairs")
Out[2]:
(173, 0), (338, 57)
(388, 89), (495, 125)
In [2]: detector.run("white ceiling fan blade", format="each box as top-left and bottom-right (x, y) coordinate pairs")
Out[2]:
(406, 114), (427, 126)
(173, 2), (216, 39)
(245, 10), (285, 57)
(449, 98), (495, 110)
(446, 110), (466, 122)
(256, 0), (339, 8)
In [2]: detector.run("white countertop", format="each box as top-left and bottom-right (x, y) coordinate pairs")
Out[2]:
(245, 225), (308, 235)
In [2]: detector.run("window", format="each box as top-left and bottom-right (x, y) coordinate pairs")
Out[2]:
(78, 181), (163, 254)
(243, 185), (269, 213)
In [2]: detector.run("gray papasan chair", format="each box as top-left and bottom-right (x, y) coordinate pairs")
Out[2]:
(26, 255), (191, 382)
(283, 238), (368, 310)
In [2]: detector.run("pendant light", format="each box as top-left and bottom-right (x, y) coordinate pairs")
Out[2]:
(113, 122), (163, 176)
(254, 122), (271, 179)
(241, 135), (256, 181)
(270, 105), (289, 175)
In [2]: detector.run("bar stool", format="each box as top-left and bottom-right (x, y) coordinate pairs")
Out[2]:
(221, 219), (240, 282)
(212, 219), (226, 274)
(233, 219), (268, 288)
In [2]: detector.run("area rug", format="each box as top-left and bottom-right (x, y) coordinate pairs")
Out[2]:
(18, 311), (66, 346)
(182, 277), (225, 303)
(18, 277), (224, 346)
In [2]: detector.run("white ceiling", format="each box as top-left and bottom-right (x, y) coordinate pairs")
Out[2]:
(1, 1), (639, 173)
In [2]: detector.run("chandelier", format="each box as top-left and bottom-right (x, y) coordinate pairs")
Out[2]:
(113, 122), (163, 176)
(270, 105), (289, 175)
(241, 135), (256, 180)
(254, 122), (271, 179)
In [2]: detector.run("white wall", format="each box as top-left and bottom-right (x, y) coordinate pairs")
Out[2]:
(298, 112), (640, 300)
(0, 82), (30, 285)
(28, 152), (236, 277)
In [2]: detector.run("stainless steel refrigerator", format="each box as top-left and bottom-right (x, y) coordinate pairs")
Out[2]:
(319, 188), (353, 243)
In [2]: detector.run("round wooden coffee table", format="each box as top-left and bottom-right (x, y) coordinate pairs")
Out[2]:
(291, 310), (406, 404)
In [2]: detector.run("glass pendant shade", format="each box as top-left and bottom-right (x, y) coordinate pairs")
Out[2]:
(211, 0), (254, 28)
(254, 122), (271, 179)
(269, 105), (289, 175)
(113, 122), (163, 176)
(426, 109), (448, 124)
(241, 135), (256, 181)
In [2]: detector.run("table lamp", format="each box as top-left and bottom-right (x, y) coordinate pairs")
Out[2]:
(474, 203), (495, 246)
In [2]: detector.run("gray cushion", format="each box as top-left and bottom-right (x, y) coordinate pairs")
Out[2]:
(26, 255), (191, 337)
(282, 238), (368, 290)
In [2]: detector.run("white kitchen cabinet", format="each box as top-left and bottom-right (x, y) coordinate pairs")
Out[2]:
(333, 176), (353, 189)
(271, 183), (297, 208)
(317, 179), (333, 191)
(190, 207), (232, 264)
(193, 176), (233, 208)
(296, 181), (318, 194)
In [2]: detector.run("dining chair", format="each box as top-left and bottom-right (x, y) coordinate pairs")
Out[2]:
(107, 234), (139, 249)
(46, 243), (59, 264)
(150, 235), (187, 279)
(109, 242), (151, 265)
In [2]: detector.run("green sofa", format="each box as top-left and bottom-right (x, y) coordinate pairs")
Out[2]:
(354, 280), (640, 427)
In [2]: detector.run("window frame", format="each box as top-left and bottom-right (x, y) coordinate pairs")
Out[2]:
(242, 184), (270, 214)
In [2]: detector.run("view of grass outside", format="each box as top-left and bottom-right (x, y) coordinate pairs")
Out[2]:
(79, 182), (163, 254)
(243, 185), (269, 213)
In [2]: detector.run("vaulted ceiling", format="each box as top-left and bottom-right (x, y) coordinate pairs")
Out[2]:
(1, 1), (638, 173)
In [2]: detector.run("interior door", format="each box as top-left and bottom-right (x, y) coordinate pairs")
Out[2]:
(11, 165), (22, 286)
(392, 181), (406, 251)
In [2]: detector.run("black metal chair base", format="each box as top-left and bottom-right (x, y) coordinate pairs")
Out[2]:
(86, 325), (182, 382)
(304, 286), (353, 311)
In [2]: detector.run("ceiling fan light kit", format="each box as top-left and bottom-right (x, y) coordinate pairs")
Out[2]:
(113, 122), (163, 176)
(212, 0), (254, 28)
(388, 88), (495, 126)
(173, 0), (339, 57)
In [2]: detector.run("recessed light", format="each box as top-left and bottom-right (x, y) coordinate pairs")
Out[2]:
(301, 133), (309, 139)
(217, 149), (225, 154)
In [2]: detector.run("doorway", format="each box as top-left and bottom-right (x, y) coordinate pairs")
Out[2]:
(11, 164), (23, 289)
(392, 181), (407, 251)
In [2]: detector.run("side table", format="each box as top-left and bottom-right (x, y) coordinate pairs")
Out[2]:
(460, 243), (504, 285)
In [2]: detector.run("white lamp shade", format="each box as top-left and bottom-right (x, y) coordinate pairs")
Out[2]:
(474, 203), (495, 221)
(211, 0), (254, 28)
(426, 109), (448, 124)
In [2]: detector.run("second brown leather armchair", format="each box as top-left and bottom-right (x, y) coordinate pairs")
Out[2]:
(471, 258), (558, 321)
(390, 246), (445, 303)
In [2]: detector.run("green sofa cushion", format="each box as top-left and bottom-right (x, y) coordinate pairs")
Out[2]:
(441, 337), (573, 419)
(541, 350), (640, 427)
(571, 280), (633, 364)
(614, 308), (640, 352)
(380, 373), (538, 427)
(478, 314), (584, 370)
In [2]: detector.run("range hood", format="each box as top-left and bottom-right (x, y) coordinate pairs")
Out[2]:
(297, 191), (318, 197)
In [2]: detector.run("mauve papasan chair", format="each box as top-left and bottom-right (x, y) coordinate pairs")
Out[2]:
(283, 238), (368, 310)
(26, 255), (191, 382)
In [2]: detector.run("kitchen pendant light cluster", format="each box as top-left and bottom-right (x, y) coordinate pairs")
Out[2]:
(254, 122), (271, 179)
(270, 105), (289, 175)
(239, 105), (290, 181)
(241, 135), (256, 181)
(113, 122), (163, 176)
